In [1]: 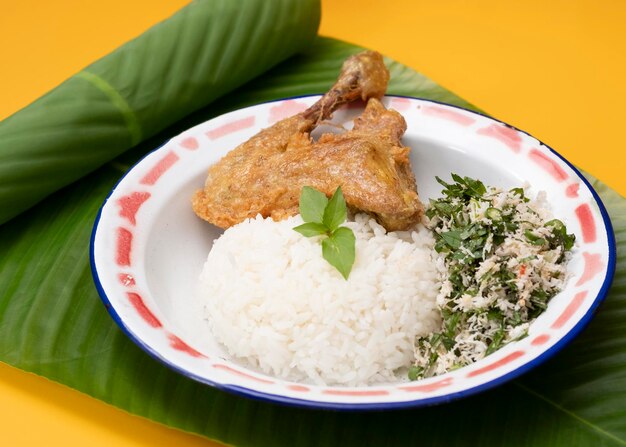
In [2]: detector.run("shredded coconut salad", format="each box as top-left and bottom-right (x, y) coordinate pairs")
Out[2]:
(411, 174), (575, 379)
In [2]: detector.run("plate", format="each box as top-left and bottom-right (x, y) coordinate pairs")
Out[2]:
(90, 96), (615, 410)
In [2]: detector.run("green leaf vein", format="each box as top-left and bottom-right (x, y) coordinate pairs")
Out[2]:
(515, 382), (626, 445)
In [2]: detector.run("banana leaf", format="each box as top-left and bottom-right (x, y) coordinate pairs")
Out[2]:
(0, 0), (320, 225)
(1, 37), (625, 446)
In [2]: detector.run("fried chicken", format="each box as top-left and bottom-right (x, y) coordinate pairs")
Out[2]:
(192, 51), (423, 231)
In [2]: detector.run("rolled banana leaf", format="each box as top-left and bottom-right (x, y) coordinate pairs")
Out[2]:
(0, 0), (320, 225)
(2, 37), (625, 446)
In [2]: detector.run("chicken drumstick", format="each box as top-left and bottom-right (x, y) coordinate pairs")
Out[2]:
(192, 51), (423, 231)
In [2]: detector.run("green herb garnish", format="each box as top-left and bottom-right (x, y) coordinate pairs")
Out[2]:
(293, 186), (356, 279)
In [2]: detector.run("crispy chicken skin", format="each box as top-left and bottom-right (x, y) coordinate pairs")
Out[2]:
(192, 51), (423, 231)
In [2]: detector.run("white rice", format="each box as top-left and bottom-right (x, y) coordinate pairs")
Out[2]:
(198, 213), (441, 386)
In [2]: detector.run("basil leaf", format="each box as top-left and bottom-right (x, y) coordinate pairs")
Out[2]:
(293, 222), (328, 237)
(299, 186), (328, 223)
(322, 226), (355, 279)
(323, 186), (347, 231)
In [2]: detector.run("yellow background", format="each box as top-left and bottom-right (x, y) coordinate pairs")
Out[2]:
(1, 0), (624, 445)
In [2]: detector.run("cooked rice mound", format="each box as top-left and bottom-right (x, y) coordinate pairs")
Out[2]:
(198, 214), (440, 386)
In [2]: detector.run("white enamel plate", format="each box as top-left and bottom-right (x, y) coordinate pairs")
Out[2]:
(91, 96), (616, 410)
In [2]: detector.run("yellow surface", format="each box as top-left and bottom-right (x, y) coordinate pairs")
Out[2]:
(0, 0), (625, 445)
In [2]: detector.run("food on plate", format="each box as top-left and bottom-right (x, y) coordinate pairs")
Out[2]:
(410, 175), (575, 379)
(192, 51), (575, 386)
(198, 213), (440, 386)
(192, 51), (423, 232)
(196, 175), (573, 385)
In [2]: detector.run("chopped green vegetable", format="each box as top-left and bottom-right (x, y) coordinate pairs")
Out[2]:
(408, 365), (423, 381)
(486, 207), (503, 221)
(441, 230), (463, 249)
(545, 218), (565, 232)
(524, 229), (546, 246)
(509, 187), (530, 202)
(436, 174), (487, 200)
(294, 186), (356, 279)
(411, 173), (574, 379)
(546, 218), (576, 251)
(485, 328), (505, 356)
